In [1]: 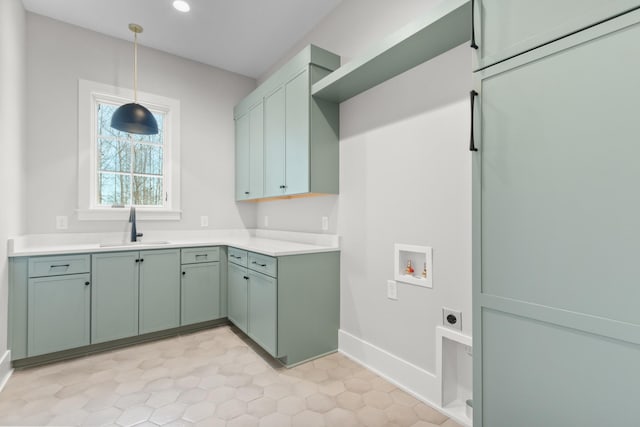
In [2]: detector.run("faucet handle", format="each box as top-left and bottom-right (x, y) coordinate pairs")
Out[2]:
(136, 233), (144, 238)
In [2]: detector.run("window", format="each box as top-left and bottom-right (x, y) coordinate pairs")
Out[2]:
(78, 80), (181, 220)
(96, 102), (165, 207)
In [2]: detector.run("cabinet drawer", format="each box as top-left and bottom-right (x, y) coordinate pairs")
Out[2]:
(248, 252), (277, 278)
(28, 254), (90, 277)
(181, 247), (220, 264)
(228, 247), (248, 267)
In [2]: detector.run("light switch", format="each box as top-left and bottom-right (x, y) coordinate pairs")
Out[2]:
(200, 216), (209, 227)
(387, 280), (398, 300)
(322, 216), (329, 231)
(264, 216), (269, 227)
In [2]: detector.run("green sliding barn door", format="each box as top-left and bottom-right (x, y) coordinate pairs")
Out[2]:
(474, 10), (640, 427)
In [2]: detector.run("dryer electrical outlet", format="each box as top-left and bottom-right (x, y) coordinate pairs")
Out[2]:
(442, 308), (462, 331)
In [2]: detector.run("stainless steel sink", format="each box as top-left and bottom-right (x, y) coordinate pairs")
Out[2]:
(99, 241), (171, 248)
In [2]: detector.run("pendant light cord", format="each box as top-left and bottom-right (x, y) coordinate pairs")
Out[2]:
(133, 30), (138, 103)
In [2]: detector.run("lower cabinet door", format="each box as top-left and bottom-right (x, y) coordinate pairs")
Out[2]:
(181, 262), (221, 325)
(27, 273), (91, 357)
(91, 252), (140, 344)
(227, 262), (248, 332)
(248, 271), (277, 357)
(139, 249), (181, 334)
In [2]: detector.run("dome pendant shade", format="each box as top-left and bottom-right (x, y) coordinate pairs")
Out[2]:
(111, 102), (158, 135)
(111, 23), (158, 135)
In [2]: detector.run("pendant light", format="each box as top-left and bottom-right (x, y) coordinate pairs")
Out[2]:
(111, 23), (158, 135)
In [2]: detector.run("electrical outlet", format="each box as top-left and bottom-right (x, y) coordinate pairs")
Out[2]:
(55, 216), (68, 230)
(443, 308), (462, 330)
(264, 216), (269, 227)
(200, 216), (209, 227)
(321, 216), (329, 231)
(387, 280), (398, 300)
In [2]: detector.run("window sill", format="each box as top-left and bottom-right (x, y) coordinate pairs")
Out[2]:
(76, 209), (182, 221)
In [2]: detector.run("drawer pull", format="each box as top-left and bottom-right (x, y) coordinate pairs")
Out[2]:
(85, 281), (90, 286)
(243, 276), (249, 280)
(182, 271), (186, 276)
(195, 254), (208, 258)
(50, 264), (70, 269)
(230, 255), (241, 259)
(252, 261), (267, 267)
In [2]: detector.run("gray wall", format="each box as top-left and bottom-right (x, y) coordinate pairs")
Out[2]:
(0, 0), (27, 354)
(26, 14), (257, 234)
(256, 0), (472, 374)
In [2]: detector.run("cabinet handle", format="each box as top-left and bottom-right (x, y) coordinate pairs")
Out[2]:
(470, 90), (478, 152)
(470, 0), (478, 50)
(195, 254), (208, 259)
(50, 264), (70, 268)
(279, 185), (286, 189)
(135, 259), (139, 263)
(230, 255), (241, 259)
(140, 259), (144, 263)
(244, 191), (250, 195)
(84, 281), (90, 286)
(251, 261), (267, 267)
(243, 276), (249, 280)
(182, 271), (186, 275)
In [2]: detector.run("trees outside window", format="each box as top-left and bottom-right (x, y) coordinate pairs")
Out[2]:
(96, 102), (165, 207)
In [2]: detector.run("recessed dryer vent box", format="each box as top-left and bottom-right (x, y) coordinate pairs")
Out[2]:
(394, 244), (433, 288)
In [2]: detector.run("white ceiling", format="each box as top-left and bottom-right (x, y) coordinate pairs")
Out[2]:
(21, 0), (344, 79)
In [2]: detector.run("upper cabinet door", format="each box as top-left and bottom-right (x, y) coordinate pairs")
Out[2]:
(264, 87), (286, 197)
(249, 102), (264, 199)
(473, 0), (640, 70)
(284, 70), (310, 196)
(235, 113), (250, 200)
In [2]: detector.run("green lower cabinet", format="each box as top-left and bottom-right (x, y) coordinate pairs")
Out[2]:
(227, 262), (248, 332)
(91, 252), (140, 344)
(247, 270), (277, 357)
(27, 273), (90, 357)
(139, 250), (181, 334)
(181, 262), (221, 325)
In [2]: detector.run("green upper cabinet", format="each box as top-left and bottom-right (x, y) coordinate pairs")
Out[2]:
(235, 112), (250, 200)
(264, 87), (286, 197)
(473, 0), (640, 70)
(235, 45), (341, 200)
(283, 69), (310, 196)
(91, 252), (140, 344)
(235, 102), (265, 200)
(139, 249), (181, 334)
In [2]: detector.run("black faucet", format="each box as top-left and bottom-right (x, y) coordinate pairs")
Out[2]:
(129, 206), (143, 242)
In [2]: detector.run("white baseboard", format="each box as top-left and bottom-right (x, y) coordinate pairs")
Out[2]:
(338, 329), (472, 427)
(0, 350), (13, 393)
(338, 330), (440, 405)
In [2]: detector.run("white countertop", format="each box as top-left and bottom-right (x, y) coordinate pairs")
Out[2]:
(8, 229), (340, 257)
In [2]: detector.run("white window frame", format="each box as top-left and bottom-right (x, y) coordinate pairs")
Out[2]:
(77, 79), (181, 220)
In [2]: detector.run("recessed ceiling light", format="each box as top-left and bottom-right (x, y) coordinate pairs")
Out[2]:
(172, 0), (190, 12)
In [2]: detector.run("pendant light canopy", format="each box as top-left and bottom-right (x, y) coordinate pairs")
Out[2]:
(111, 23), (158, 135)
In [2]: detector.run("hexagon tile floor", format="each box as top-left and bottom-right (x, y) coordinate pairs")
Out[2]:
(0, 326), (462, 427)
